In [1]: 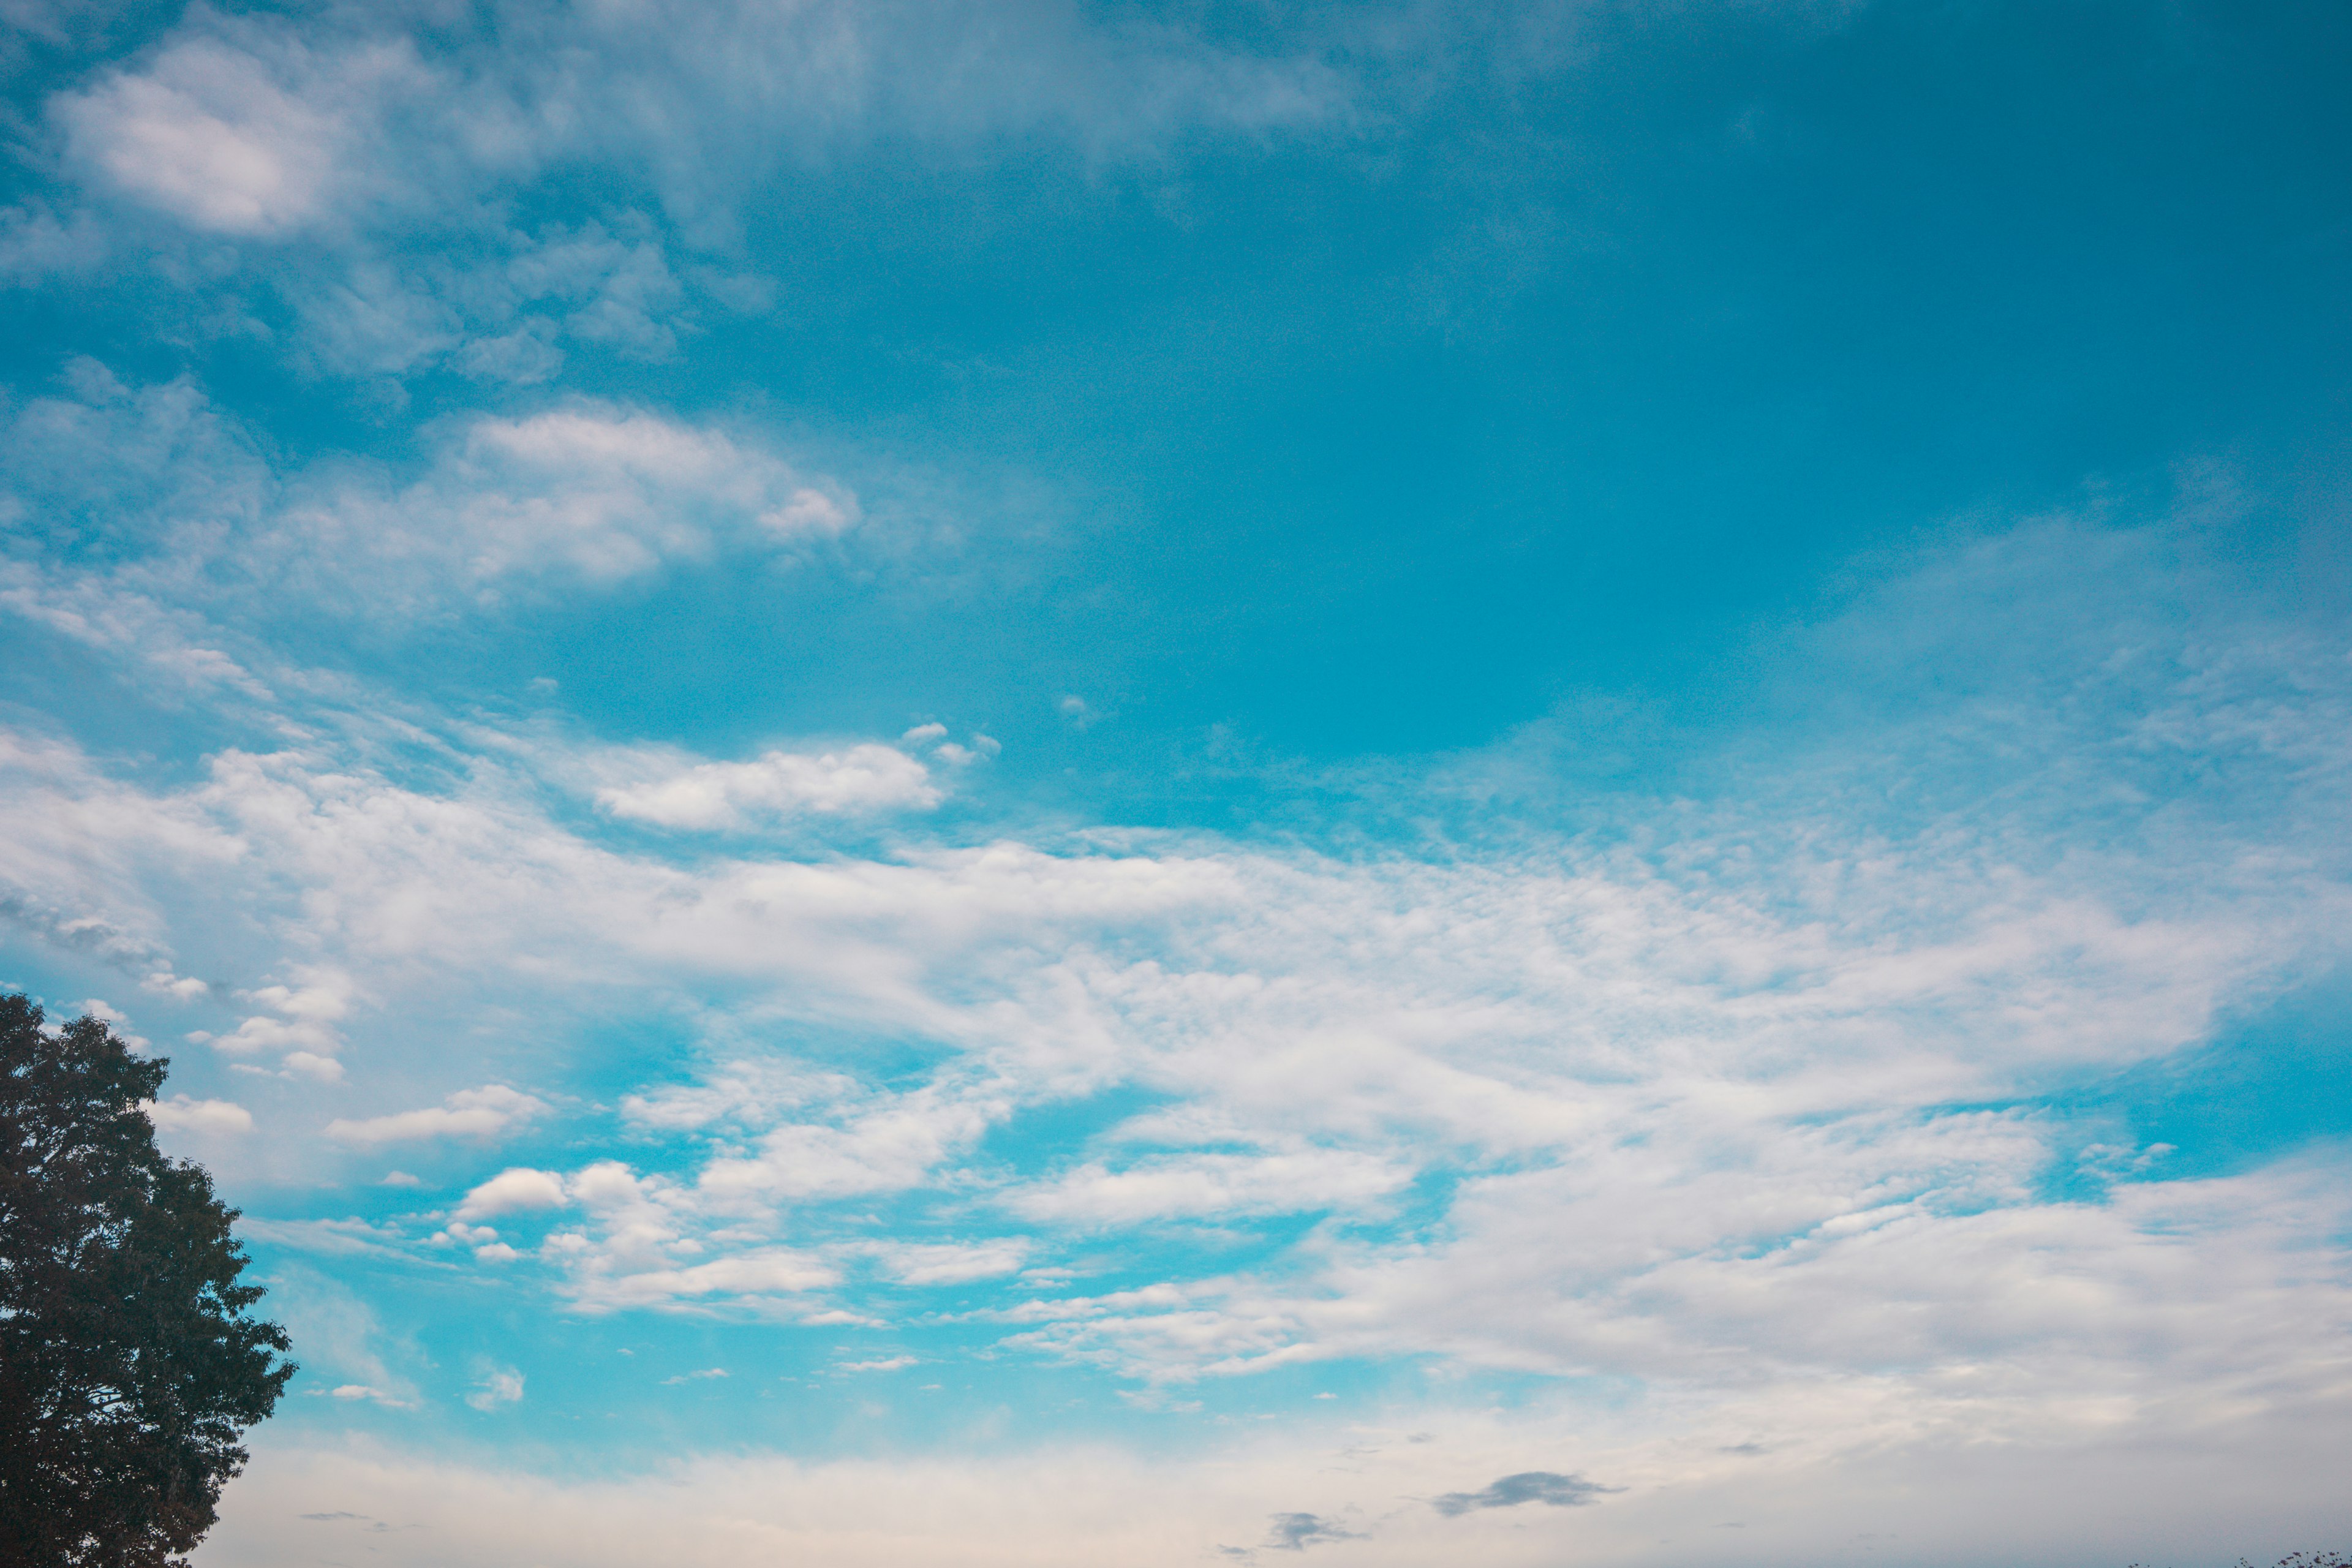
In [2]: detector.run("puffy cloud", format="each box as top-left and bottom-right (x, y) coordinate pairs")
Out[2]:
(455, 1167), (572, 1219)
(58, 37), (358, 235)
(198, 973), (355, 1076)
(326, 1085), (547, 1147)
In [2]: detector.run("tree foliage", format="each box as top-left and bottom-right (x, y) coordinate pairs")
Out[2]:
(0, 994), (294, 1567)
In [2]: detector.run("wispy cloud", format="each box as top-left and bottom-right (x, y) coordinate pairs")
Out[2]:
(327, 1085), (547, 1146)
(16, 0), (1354, 386)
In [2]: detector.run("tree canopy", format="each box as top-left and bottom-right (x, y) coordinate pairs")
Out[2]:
(0, 994), (294, 1567)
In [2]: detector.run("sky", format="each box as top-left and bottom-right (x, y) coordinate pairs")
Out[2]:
(2, 1), (2351, 1563)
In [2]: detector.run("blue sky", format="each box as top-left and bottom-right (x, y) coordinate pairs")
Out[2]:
(3, 1), (2351, 1563)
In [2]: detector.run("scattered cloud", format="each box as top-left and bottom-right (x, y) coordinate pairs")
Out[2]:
(193, 971), (354, 1079)
(5, 509), (2351, 1491)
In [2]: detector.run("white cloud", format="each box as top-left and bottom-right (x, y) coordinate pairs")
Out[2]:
(196, 1382), (2352, 1568)
(1, 381), (861, 632)
(620, 1060), (854, 1131)
(15, 0), (1359, 391)
(236, 1217), (412, 1258)
(326, 1085), (548, 1147)
(144, 1094), (254, 1135)
(578, 1248), (839, 1310)
(326, 1383), (404, 1405)
(597, 743), (939, 829)
(58, 37), (352, 235)
(466, 1366), (526, 1411)
(285, 405), (859, 604)
(3, 518), (2350, 1440)
(456, 1167), (572, 1219)
(865, 1240), (1030, 1287)
(695, 1091), (998, 1202)
(78, 997), (149, 1049)
(48, 1), (1348, 243)
(191, 971), (355, 1077)
(1009, 1149), (1412, 1227)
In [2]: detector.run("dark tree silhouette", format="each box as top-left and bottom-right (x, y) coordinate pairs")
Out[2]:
(0, 994), (294, 1567)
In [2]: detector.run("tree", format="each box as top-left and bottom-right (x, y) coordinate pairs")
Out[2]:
(0, 993), (294, 1567)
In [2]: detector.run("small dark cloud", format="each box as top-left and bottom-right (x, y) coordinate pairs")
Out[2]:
(300, 1512), (369, 1521)
(1720, 1441), (1766, 1455)
(1431, 1471), (1621, 1517)
(1265, 1513), (1363, 1551)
